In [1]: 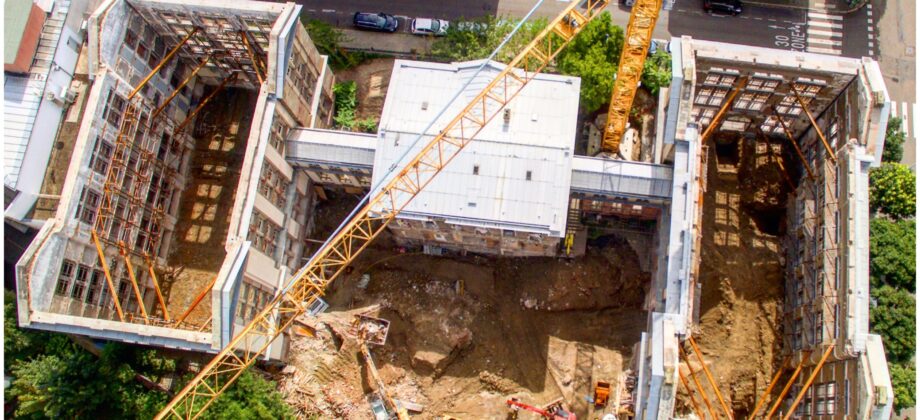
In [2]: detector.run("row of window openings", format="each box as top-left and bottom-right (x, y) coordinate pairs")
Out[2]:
(235, 281), (273, 325)
(791, 308), (838, 350)
(472, 165), (532, 181)
(55, 260), (147, 313)
(76, 187), (163, 254)
(792, 381), (846, 417)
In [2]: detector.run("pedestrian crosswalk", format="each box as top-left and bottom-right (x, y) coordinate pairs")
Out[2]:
(806, 11), (844, 55)
(889, 101), (919, 141)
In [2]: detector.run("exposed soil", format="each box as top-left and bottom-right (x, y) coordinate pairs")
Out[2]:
(277, 195), (651, 419)
(334, 58), (396, 123)
(160, 88), (256, 325)
(682, 135), (788, 417)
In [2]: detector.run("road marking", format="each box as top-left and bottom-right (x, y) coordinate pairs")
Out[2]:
(868, 26), (874, 32)
(808, 11), (843, 20)
(807, 28), (837, 37)
(805, 10), (844, 55)
(322, 9), (335, 13)
(808, 38), (843, 46)
(912, 102), (920, 141)
(808, 20), (843, 29)
(806, 45), (842, 54)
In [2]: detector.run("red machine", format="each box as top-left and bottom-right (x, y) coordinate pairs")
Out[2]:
(506, 398), (576, 420)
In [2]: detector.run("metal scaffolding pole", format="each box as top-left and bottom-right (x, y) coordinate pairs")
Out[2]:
(688, 336), (733, 419)
(147, 262), (170, 321)
(791, 86), (837, 163)
(678, 368), (705, 419)
(782, 345), (836, 420)
(151, 55), (211, 121)
(122, 250), (150, 323)
(175, 275), (218, 325)
(128, 28), (199, 100)
(765, 351), (813, 418)
(239, 32), (264, 84)
(700, 77), (749, 143)
(174, 73), (238, 135)
(748, 356), (791, 420)
(773, 108), (816, 181)
(91, 231), (126, 322)
(680, 346), (718, 419)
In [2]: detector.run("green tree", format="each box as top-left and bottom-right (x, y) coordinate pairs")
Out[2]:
(555, 12), (624, 113)
(870, 285), (915, 363)
(5, 291), (293, 419)
(202, 371), (294, 420)
(430, 17), (548, 63)
(641, 49), (672, 96)
(889, 362), (916, 412)
(883, 116), (906, 163)
(870, 218), (916, 291)
(869, 162), (916, 219)
(332, 81), (377, 133)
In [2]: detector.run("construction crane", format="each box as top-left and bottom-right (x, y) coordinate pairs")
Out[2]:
(600, 0), (663, 155)
(154, 1), (611, 418)
(506, 397), (577, 420)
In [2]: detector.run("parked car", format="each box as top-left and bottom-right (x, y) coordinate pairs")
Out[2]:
(353, 12), (399, 32)
(703, 0), (742, 15)
(410, 18), (449, 36)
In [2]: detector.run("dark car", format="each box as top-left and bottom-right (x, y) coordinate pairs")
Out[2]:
(353, 12), (398, 32)
(704, 0), (742, 15)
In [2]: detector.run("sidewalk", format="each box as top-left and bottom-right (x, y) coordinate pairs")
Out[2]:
(742, 0), (867, 13)
(338, 27), (434, 56)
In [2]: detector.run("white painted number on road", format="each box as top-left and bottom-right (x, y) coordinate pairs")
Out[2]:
(773, 24), (806, 52)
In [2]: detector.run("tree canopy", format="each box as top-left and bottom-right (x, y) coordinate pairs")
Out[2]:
(882, 116), (906, 163)
(869, 218), (916, 291)
(4, 292), (294, 419)
(869, 162), (916, 219)
(430, 17), (548, 63)
(641, 48), (672, 96)
(889, 362), (916, 412)
(554, 12), (624, 114)
(869, 285), (915, 363)
(432, 13), (670, 115)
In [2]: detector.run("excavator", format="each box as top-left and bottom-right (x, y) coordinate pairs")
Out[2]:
(352, 315), (410, 420)
(155, 0), (663, 418)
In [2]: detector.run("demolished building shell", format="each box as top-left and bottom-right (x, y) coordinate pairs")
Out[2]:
(11, 2), (893, 416)
(16, 0), (334, 360)
(634, 37), (892, 419)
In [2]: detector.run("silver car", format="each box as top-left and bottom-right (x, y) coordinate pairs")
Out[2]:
(410, 18), (449, 36)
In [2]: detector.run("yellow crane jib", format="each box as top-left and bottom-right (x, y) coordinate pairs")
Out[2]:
(601, 0), (663, 155)
(154, 1), (612, 418)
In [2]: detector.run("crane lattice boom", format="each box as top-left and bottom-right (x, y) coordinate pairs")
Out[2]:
(601, 0), (662, 154)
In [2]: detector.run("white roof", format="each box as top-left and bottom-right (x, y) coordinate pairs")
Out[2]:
(372, 60), (581, 236)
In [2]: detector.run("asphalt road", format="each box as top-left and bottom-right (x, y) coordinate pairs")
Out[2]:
(297, 0), (871, 59)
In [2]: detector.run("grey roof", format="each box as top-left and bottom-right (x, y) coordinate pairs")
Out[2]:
(570, 156), (673, 200)
(372, 60), (581, 237)
(286, 128), (376, 170)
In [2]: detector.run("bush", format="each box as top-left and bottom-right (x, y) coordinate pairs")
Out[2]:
(869, 163), (916, 219)
(302, 18), (371, 70)
(869, 218), (916, 291)
(332, 81), (377, 133)
(870, 285), (915, 363)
